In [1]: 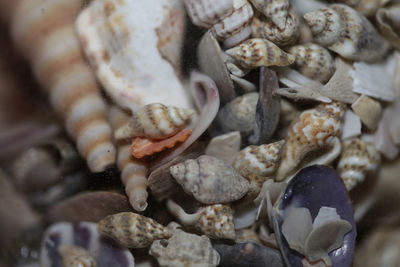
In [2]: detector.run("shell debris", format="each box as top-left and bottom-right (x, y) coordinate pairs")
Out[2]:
(351, 95), (382, 130)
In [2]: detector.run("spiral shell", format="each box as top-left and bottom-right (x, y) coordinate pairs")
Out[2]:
(58, 245), (96, 267)
(337, 138), (381, 191)
(276, 101), (346, 181)
(249, 0), (290, 30)
(288, 43), (335, 83)
(183, 0), (234, 28)
(4, 0), (116, 172)
(225, 38), (295, 69)
(304, 4), (389, 61)
(251, 9), (299, 46)
(98, 212), (171, 248)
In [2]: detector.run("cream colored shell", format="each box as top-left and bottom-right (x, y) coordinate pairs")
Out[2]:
(58, 245), (96, 267)
(249, 0), (290, 30)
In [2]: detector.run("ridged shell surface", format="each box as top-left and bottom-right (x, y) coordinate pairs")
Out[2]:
(58, 245), (96, 267)
(225, 38), (295, 69)
(184, 0), (234, 28)
(170, 155), (249, 204)
(249, 0), (290, 30)
(7, 0), (116, 172)
(197, 205), (236, 239)
(288, 43), (335, 83)
(337, 138), (381, 190)
(98, 212), (171, 248)
(304, 4), (389, 61)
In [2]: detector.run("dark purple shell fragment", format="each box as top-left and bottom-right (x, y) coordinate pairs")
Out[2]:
(273, 165), (356, 267)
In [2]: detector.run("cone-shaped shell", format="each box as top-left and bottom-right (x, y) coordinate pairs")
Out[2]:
(249, 0), (290, 30)
(225, 38), (295, 69)
(170, 155), (249, 204)
(98, 212), (171, 248)
(197, 204), (236, 240)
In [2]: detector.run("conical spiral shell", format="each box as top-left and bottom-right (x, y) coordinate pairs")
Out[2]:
(108, 106), (149, 212)
(304, 4), (389, 61)
(288, 43), (335, 83)
(337, 138), (381, 191)
(98, 212), (171, 248)
(276, 101), (346, 181)
(249, 0), (290, 30)
(58, 245), (96, 267)
(197, 204), (236, 240)
(115, 103), (194, 140)
(225, 38), (295, 69)
(5, 0), (115, 172)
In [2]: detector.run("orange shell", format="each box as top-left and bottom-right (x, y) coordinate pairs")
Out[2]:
(131, 129), (192, 158)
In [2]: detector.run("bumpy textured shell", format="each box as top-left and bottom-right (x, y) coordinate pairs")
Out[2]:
(337, 138), (381, 190)
(150, 229), (220, 267)
(170, 155), (249, 204)
(108, 106), (149, 212)
(58, 245), (96, 267)
(249, 0), (290, 30)
(98, 212), (171, 248)
(276, 101), (346, 181)
(196, 204), (236, 240)
(225, 38), (295, 69)
(304, 4), (389, 61)
(6, 0), (115, 172)
(251, 10), (300, 46)
(183, 0), (234, 28)
(288, 43), (335, 83)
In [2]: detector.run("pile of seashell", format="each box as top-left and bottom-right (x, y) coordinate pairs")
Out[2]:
(0, 0), (399, 266)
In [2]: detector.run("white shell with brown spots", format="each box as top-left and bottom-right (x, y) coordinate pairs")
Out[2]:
(196, 204), (236, 240)
(249, 0), (290, 30)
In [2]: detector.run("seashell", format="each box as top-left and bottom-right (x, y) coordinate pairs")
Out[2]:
(377, 5), (400, 51)
(288, 43), (335, 83)
(41, 221), (134, 267)
(341, 109), (362, 140)
(58, 245), (96, 267)
(170, 155), (249, 204)
(167, 199), (236, 239)
(233, 140), (285, 178)
(251, 9), (300, 46)
(304, 4), (390, 61)
(77, 0), (192, 113)
(233, 202), (260, 229)
(217, 92), (259, 137)
(351, 95), (382, 130)
(337, 138), (381, 191)
(249, 0), (290, 30)
(115, 103), (194, 140)
(108, 106), (149, 211)
(183, 0), (234, 28)
(150, 229), (220, 267)
(98, 212), (172, 248)
(4, 0), (116, 173)
(275, 101), (346, 181)
(225, 38), (295, 69)
(205, 131), (242, 165)
(291, 0), (328, 16)
(235, 228), (261, 243)
(334, 0), (390, 17)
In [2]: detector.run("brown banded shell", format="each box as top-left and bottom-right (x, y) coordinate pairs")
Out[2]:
(337, 138), (381, 191)
(304, 4), (390, 61)
(170, 155), (249, 204)
(58, 245), (96, 267)
(115, 103), (194, 140)
(288, 43), (335, 83)
(225, 38), (295, 69)
(249, 0), (290, 30)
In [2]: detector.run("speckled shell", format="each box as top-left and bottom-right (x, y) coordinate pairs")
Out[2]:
(337, 138), (381, 191)
(170, 155), (249, 204)
(304, 4), (389, 61)
(197, 204), (236, 240)
(58, 245), (96, 267)
(249, 0), (290, 30)
(235, 228), (261, 244)
(150, 229), (220, 267)
(251, 10), (300, 46)
(5, 0), (116, 172)
(276, 101), (346, 181)
(288, 43), (335, 83)
(233, 140), (285, 178)
(225, 38), (295, 69)
(98, 212), (171, 248)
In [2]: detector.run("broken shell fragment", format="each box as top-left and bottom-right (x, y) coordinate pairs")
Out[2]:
(150, 229), (220, 267)
(376, 5), (400, 51)
(170, 155), (249, 204)
(98, 212), (171, 248)
(183, 0), (234, 28)
(205, 131), (241, 165)
(351, 95), (382, 130)
(249, 0), (290, 30)
(58, 245), (96, 267)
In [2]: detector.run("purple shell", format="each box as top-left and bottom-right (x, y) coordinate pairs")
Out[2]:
(40, 222), (134, 267)
(273, 165), (356, 267)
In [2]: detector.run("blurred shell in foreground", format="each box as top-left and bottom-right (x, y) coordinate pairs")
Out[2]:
(58, 245), (96, 267)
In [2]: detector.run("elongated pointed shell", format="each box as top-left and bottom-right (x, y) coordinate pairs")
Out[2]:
(98, 212), (171, 248)
(7, 0), (116, 172)
(337, 138), (381, 190)
(288, 43), (335, 83)
(249, 0), (290, 30)
(304, 4), (389, 61)
(170, 155), (249, 204)
(225, 38), (295, 69)
(197, 205), (236, 239)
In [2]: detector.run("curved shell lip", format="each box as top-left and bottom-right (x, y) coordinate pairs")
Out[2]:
(273, 165), (356, 267)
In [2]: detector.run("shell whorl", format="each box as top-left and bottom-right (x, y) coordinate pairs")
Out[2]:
(249, 0), (290, 30)
(8, 0), (115, 172)
(58, 245), (96, 267)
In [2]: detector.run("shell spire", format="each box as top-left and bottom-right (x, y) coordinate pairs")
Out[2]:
(249, 0), (290, 30)
(4, 0), (115, 172)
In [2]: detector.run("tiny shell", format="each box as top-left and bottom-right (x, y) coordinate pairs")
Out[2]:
(98, 212), (171, 248)
(170, 155), (249, 204)
(225, 38), (295, 69)
(351, 95), (382, 130)
(150, 229), (220, 267)
(58, 245), (96, 267)
(249, 0), (290, 30)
